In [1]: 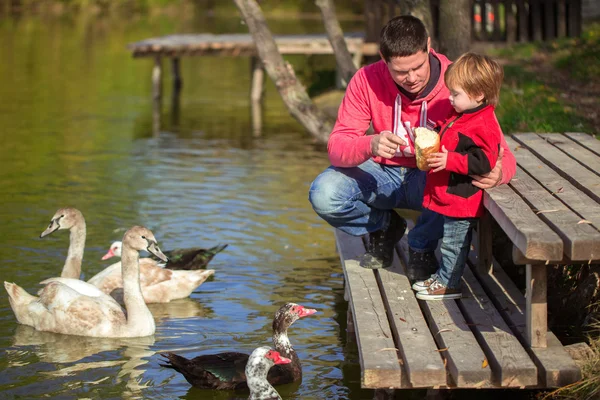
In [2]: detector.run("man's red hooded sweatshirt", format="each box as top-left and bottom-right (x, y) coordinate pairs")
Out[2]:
(423, 104), (501, 218)
(327, 50), (515, 185)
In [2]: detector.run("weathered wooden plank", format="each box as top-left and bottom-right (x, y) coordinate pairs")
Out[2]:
(506, 136), (600, 231)
(334, 229), (404, 388)
(562, 132), (600, 157)
(477, 211), (494, 274)
(396, 234), (492, 388)
(459, 267), (539, 387)
(483, 184), (563, 261)
(467, 249), (582, 387)
(509, 165), (600, 260)
(128, 32), (379, 57)
(526, 264), (547, 348)
(538, 133), (600, 177)
(376, 251), (447, 388)
(512, 132), (600, 204)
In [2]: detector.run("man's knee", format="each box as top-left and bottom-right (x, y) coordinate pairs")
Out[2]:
(308, 172), (349, 215)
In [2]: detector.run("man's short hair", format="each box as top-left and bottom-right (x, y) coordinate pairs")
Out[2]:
(445, 52), (504, 106)
(380, 15), (429, 62)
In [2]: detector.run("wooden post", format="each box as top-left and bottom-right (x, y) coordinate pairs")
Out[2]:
(505, 0), (517, 44)
(477, 211), (493, 275)
(250, 56), (265, 137)
(346, 305), (356, 342)
(152, 56), (162, 136)
(481, 1), (489, 41)
(492, 0), (502, 41)
(526, 264), (548, 348)
(517, 0), (528, 42)
(152, 55), (162, 103)
(543, 0), (555, 41)
(171, 58), (182, 126)
(530, 0), (543, 42)
(171, 57), (182, 94)
(557, 0), (566, 38)
(567, 0), (582, 38)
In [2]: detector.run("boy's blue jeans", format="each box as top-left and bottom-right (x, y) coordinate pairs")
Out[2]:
(308, 159), (443, 252)
(435, 216), (478, 289)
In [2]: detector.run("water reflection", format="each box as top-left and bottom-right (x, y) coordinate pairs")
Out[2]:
(10, 325), (155, 365)
(148, 298), (213, 321)
(0, 12), (379, 400)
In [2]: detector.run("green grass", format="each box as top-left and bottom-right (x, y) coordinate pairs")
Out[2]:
(487, 21), (600, 135)
(545, 320), (600, 400)
(496, 66), (589, 134)
(553, 22), (600, 82)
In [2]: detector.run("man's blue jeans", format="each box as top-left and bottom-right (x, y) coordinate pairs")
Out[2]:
(308, 159), (443, 252)
(436, 216), (478, 289)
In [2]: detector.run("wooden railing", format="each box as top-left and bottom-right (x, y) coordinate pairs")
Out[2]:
(365, 0), (582, 43)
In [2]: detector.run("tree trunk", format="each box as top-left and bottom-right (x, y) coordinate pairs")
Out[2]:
(233, 0), (333, 144)
(315, 0), (357, 85)
(401, 0), (434, 42)
(438, 0), (471, 61)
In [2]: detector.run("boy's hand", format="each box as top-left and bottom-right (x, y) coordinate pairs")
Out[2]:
(371, 130), (407, 159)
(428, 145), (448, 172)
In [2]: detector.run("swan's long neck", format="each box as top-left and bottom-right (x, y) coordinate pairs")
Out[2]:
(246, 360), (281, 400)
(61, 220), (86, 279)
(121, 246), (155, 336)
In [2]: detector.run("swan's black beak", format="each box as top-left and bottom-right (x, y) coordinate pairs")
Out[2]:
(40, 220), (60, 238)
(147, 241), (168, 262)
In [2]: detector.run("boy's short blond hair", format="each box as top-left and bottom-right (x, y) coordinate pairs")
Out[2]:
(444, 52), (504, 106)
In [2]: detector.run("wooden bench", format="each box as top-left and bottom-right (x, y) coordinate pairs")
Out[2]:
(336, 132), (600, 390)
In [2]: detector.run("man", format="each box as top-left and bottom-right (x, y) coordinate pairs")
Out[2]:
(308, 15), (515, 279)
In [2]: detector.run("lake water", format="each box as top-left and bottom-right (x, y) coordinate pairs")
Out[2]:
(0, 10), (542, 400)
(0, 10), (384, 400)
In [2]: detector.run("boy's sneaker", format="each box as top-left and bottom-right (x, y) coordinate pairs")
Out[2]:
(411, 275), (437, 292)
(407, 248), (439, 281)
(359, 212), (407, 270)
(416, 279), (461, 300)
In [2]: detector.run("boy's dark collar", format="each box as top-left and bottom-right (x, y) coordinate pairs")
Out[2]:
(462, 103), (489, 114)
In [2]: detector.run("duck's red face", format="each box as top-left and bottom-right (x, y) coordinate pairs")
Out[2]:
(266, 349), (291, 365)
(101, 246), (118, 260)
(292, 304), (317, 318)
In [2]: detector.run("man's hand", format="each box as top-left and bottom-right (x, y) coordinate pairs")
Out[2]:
(371, 130), (407, 159)
(471, 146), (504, 189)
(428, 145), (448, 172)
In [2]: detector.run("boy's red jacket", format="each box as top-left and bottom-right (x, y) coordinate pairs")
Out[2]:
(423, 104), (501, 218)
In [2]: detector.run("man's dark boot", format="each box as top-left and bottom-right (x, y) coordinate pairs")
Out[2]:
(406, 248), (439, 280)
(359, 212), (407, 269)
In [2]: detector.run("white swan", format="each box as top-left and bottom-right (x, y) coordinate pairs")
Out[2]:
(4, 225), (167, 337)
(40, 208), (215, 303)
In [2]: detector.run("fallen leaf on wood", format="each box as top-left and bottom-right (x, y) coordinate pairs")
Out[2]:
(482, 358), (489, 368)
(535, 209), (559, 214)
(578, 220), (592, 224)
(399, 317), (407, 322)
(436, 328), (452, 335)
(436, 347), (449, 352)
(551, 187), (564, 194)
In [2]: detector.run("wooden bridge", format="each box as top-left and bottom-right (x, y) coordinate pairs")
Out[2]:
(127, 32), (378, 135)
(336, 132), (600, 391)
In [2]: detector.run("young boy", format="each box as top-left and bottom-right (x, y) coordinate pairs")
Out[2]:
(412, 52), (504, 300)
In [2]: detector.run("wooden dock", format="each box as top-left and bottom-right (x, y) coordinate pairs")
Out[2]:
(127, 32), (378, 135)
(128, 32), (378, 58)
(335, 132), (600, 391)
(337, 227), (581, 389)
